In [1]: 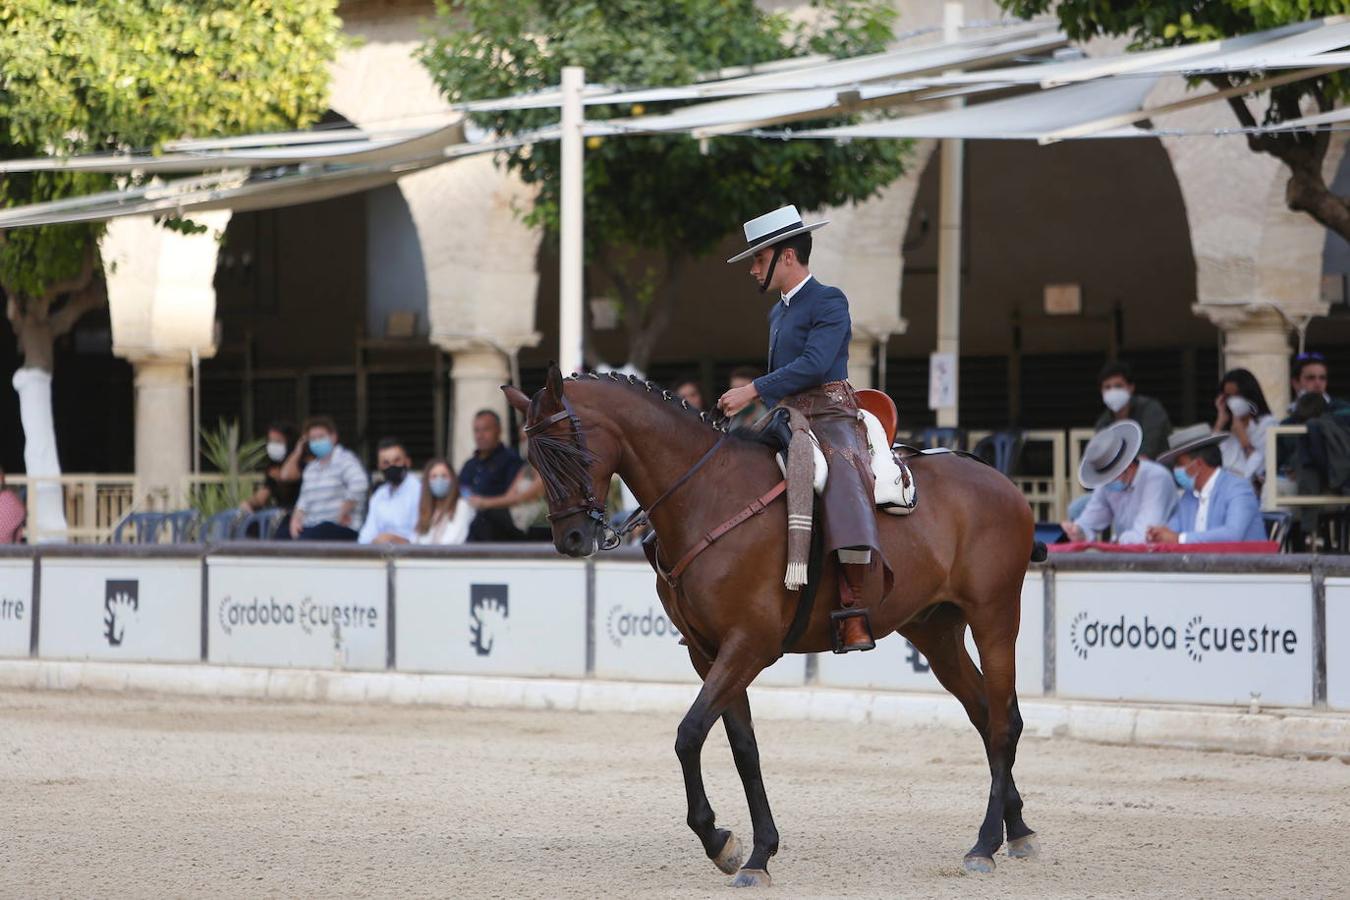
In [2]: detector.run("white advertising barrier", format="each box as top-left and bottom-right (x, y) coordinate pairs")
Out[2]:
(38, 557), (200, 663)
(815, 570), (1045, 697)
(0, 558), (32, 658)
(395, 559), (586, 677)
(207, 557), (387, 670)
(1324, 578), (1350, 711)
(1055, 573), (1313, 708)
(593, 561), (807, 686)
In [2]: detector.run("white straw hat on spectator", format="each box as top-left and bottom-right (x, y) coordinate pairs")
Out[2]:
(1156, 423), (1228, 466)
(1078, 421), (1142, 489)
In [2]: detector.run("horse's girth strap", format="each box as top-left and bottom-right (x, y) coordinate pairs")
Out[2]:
(667, 480), (787, 584)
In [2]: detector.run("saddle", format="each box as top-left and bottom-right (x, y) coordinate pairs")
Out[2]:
(759, 392), (918, 516)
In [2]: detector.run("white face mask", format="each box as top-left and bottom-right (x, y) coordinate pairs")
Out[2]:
(266, 442), (287, 462)
(1225, 395), (1255, 419)
(1102, 387), (1131, 413)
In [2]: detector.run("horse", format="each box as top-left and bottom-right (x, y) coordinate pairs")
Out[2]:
(504, 364), (1039, 887)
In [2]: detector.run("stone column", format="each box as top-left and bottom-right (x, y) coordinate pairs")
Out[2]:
(1196, 306), (1296, 413)
(848, 334), (877, 389)
(443, 343), (514, 469)
(131, 358), (192, 507)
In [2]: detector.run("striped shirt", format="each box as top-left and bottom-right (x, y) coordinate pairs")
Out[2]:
(295, 445), (369, 531)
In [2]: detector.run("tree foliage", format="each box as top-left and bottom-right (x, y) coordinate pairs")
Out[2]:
(999, 0), (1350, 239)
(0, 0), (342, 361)
(419, 0), (911, 368)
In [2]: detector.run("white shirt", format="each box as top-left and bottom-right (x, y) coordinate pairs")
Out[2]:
(1073, 459), (1177, 544)
(357, 473), (421, 544)
(414, 499), (474, 545)
(780, 273), (813, 306)
(1219, 413), (1275, 482)
(1180, 470), (1219, 543)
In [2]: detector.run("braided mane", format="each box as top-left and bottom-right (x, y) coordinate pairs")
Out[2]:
(564, 371), (731, 433)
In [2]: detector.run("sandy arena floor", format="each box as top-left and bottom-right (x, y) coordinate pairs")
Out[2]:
(0, 689), (1347, 899)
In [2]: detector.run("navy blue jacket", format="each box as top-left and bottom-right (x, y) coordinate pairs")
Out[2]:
(459, 444), (522, 498)
(752, 276), (852, 407)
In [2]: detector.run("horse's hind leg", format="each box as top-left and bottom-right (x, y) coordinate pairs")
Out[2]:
(677, 644), (769, 883)
(901, 605), (1035, 871)
(964, 617), (1026, 871)
(720, 691), (779, 887)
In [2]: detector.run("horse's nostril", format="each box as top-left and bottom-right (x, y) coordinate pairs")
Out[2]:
(562, 529), (584, 553)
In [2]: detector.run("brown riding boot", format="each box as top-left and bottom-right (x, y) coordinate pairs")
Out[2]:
(832, 563), (876, 653)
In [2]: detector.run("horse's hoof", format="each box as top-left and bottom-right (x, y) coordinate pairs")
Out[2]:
(731, 868), (772, 888)
(713, 832), (743, 875)
(963, 854), (996, 874)
(1007, 835), (1040, 859)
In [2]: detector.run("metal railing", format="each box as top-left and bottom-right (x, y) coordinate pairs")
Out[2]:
(967, 429), (1069, 521)
(4, 473), (264, 544)
(1261, 424), (1350, 512)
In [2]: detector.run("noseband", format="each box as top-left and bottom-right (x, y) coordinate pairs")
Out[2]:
(525, 394), (727, 551)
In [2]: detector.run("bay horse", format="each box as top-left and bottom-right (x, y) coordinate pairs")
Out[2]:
(504, 364), (1039, 886)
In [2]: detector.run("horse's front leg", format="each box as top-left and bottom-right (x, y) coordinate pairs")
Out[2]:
(721, 691), (779, 887)
(676, 641), (765, 882)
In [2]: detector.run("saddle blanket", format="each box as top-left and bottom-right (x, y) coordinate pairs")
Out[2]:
(776, 409), (918, 516)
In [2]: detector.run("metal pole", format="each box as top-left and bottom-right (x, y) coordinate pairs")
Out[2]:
(934, 3), (964, 428)
(559, 66), (586, 376)
(190, 347), (201, 476)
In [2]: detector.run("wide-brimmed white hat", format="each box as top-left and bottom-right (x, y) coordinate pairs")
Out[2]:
(1078, 421), (1143, 489)
(726, 205), (829, 263)
(1156, 423), (1228, 466)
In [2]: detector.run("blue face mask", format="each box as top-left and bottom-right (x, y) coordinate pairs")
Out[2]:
(1103, 480), (1127, 493)
(309, 437), (333, 459)
(429, 476), (452, 499)
(1173, 466), (1195, 492)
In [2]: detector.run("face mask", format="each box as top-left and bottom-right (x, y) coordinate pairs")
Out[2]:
(1103, 480), (1127, 493)
(383, 465), (406, 487)
(1226, 396), (1255, 419)
(1102, 387), (1131, 413)
(266, 442), (287, 462)
(309, 438), (333, 459)
(429, 476), (452, 499)
(1173, 466), (1195, 493)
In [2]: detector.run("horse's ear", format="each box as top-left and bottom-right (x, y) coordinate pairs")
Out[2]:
(545, 363), (566, 406)
(501, 384), (530, 414)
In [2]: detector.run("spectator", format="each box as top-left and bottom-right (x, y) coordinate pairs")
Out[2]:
(414, 459), (473, 545)
(1287, 351), (1350, 412)
(1094, 361), (1171, 460)
(467, 427), (550, 541)
(1212, 368), (1276, 486)
(241, 423), (304, 518)
(1060, 422), (1176, 544)
(675, 378), (704, 411)
(460, 409), (524, 541)
(288, 416), (368, 541)
(358, 437), (421, 545)
(727, 366), (769, 429)
(0, 467), (25, 544)
(1145, 424), (1265, 544)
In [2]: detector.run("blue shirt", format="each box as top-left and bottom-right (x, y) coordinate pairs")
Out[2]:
(357, 473), (422, 544)
(459, 444), (523, 498)
(1074, 459), (1178, 544)
(752, 275), (853, 406)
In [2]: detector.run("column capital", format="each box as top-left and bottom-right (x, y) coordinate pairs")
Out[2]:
(1191, 302), (1320, 334)
(432, 331), (541, 357)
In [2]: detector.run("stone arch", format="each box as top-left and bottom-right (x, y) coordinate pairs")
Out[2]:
(330, 13), (543, 463)
(1151, 78), (1349, 408)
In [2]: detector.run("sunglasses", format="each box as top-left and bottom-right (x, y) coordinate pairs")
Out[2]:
(1295, 351), (1326, 363)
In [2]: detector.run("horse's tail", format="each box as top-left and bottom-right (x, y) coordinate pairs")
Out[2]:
(1029, 540), (1048, 563)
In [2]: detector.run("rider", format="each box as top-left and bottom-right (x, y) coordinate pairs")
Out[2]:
(717, 205), (893, 652)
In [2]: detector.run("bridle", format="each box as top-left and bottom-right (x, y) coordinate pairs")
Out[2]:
(525, 392), (727, 551)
